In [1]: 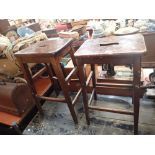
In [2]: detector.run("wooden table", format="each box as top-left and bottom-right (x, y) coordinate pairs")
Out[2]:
(74, 34), (146, 134)
(15, 38), (82, 124)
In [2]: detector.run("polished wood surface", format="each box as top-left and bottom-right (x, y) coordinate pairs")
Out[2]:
(75, 34), (146, 58)
(15, 38), (73, 57)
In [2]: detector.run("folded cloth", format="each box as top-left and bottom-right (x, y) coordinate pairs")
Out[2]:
(114, 27), (139, 35)
(58, 31), (79, 39)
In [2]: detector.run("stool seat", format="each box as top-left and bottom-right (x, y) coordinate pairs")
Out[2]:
(15, 38), (73, 57)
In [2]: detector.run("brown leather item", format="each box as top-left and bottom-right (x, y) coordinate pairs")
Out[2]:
(0, 82), (34, 116)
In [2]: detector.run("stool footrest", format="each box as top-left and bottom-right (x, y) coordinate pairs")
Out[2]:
(96, 86), (132, 97)
(86, 71), (93, 86)
(88, 105), (134, 115)
(65, 67), (77, 83)
(32, 66), (47, 80)
(96, 82), (133, 88)
(36, 95), (66, 103)
(72, 88), (82, 106)
(88, 89), (95, 105)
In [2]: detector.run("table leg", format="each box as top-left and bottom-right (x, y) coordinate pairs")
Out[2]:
(133, 57), (141, 134)
(77, 63), (90, 125)
(91, 64), (97, 100)
(50, 57), (78, 124)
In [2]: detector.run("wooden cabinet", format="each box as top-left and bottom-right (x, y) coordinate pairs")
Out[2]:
(0, 19), (10, 34)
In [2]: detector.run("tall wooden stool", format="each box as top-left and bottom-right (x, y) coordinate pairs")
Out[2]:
(15, 38), (82, 124)
(74, 34), (146, 134)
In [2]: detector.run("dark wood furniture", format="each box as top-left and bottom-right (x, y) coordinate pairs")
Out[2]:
(0, 86), (53, 135)
(27, 23), (41, 32)
(15, 38), (82, 124)
(0, 19), (10, 34)
(74, 34), (146, 134)
(142, 32), (155, 68)
(42, 28), (58, 38)
(0, 20), (41, 35)
(0, 69), (53, 134)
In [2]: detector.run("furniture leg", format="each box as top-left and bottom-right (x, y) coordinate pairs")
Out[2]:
(77, 63), (90, 125)
(69, 46), (81, 80)
(133, 57), (141, 134)
(49, 63), (61, 91)
(50, 57), (78, 124)
(91, 64), (97, 100)
(44, 63), (60, 96)
(16, 58), (43, 115)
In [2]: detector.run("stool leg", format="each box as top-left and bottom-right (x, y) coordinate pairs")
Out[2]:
(16, 60), (43, 115)
(133, 57), (141, 135)
(44, 63), (60, 96)
(133, 93), (140, 135)
(77, 64), (90, 125)
(33, 95), (44, 115)
(50, 58), (78, 124)
(91, 64), (97, 100)
(69, 46), (82, 80)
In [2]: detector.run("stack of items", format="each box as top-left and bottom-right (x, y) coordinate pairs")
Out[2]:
(87, 20), (117, 38)
(0, 32), (47, 80)
(134, 19), (155, 32)
(58, 20), (89, 67)
(87, 19), (155, 37)
(36, 19), (56, 30)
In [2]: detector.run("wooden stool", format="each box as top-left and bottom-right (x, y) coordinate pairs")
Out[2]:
(74, 34), (146, 134)
(15, 38), (82, 124)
